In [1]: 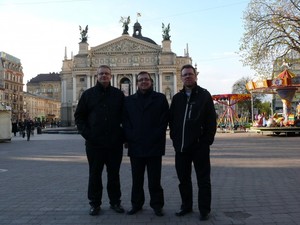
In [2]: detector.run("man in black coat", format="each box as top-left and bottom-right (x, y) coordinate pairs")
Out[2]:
(12, 120), (18, 137)
(169, 64), (216, 221)
(74, 65), (125, 216)
(123, 71), (169, 217)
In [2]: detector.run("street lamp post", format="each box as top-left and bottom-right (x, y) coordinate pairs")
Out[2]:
(251, 91), (254, 123)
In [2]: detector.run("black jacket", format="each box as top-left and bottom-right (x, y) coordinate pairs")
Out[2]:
(74, 82), (125, 148)
(123, 89), (169, 157)
(24, 120), (33, 131)
(169, 85), (216, 152)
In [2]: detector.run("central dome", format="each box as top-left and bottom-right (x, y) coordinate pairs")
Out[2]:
(132, 21), (157, 45)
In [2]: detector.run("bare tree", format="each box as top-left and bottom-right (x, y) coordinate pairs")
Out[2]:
(232, 76), (266, 119)
(232, 76), (252, 94)
(239, 0), (300, 78)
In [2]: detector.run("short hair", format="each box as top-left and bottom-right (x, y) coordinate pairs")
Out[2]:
(137, 71), (151, 79)
(137, 71), (153, 83)
(180, 64), (196, 74)
(98, 65), (111, 71)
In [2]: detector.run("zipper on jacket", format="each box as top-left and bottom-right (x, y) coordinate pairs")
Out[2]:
(188, 104), (193, 119)
(180, 96), (190, 152)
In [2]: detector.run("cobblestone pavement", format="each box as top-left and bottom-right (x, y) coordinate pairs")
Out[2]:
(0, 131), (300, 225)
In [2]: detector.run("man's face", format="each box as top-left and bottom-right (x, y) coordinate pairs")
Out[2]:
(97, 67), (112, 86)
(181, 68), (196, 88)
(137, 73), (152, 92)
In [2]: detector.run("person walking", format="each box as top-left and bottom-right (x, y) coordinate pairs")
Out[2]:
(19, 120), (25, 137)
(12, 120), (18, 137)
(123, 71), (169, 217)
(169, 64), (216, 221)
(24, 119), (33, 141)
(74, 65), (125, 216)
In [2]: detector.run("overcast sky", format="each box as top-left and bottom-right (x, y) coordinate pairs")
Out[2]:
(0, 0), (254, 95)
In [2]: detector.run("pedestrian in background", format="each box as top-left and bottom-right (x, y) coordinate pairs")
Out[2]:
(123, 71), (169, 216)
(169, 64), (216, 221)
(24, 119), (33, 141)
(74, 65), (125, 216)
(12, 120), (18, 137)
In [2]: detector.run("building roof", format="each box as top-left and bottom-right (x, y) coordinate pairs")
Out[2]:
(23, 91), (60, 101)
(0, 51), (21, 64)
(27, 73), (61, 84)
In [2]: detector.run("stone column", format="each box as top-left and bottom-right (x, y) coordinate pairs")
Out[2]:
(87, 75), (91, 88)
(61, 80), (67, 103)
(72, 75), (77, 102)
(113, 74), (117, 87)
(92, 75), (95, 86)
(159, 73), (162, 93)
(133, 74), (137, 93)
(173, 72), (177, 94)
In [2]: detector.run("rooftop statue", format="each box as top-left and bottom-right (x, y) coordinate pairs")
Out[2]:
(79, 25), (88, 43)
(162, 23), (171, 40)
(120, 16), (130, 35)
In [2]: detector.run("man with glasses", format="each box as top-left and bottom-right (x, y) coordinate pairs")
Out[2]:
(123, 71), (169, 217)
(74, 65), (125, 216)
(169, 64), (216, 221)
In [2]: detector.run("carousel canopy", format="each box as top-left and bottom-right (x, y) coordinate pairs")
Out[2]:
(246, 69), (300, 94)
(212, 94), (251, 102)
(212, 94), (251, 106)
(277, 69), (296, 79)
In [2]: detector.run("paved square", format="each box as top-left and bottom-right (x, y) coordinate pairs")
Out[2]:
(0, 131), (299, 225)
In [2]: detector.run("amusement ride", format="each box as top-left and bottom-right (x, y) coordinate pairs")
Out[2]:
(212, 94), (251, 131)
(246, 67), (300, 134)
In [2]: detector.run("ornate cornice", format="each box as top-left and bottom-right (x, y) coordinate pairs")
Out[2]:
(91, 36), (161, 55)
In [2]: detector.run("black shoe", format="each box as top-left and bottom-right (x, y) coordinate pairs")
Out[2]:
(154, 209), (164, 216)
(200, 213), (210, 221)
(110, 204), (125, 213)
(89, 206), (100, 216)
(127, 207), (142, 215)
(175, 208), (192, 216)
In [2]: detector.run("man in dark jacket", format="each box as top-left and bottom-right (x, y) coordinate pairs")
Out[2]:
(169, 64), (216, 221)
(123, 71), (169, 217)
(74, 65), (125, 216)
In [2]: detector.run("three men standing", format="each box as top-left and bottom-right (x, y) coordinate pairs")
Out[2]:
(75, 64), (216, 221)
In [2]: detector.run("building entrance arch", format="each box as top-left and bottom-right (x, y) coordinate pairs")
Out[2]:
(120, 77), (131, 96)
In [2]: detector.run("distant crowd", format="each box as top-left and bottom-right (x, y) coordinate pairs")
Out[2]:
(11, 119), (61, 136)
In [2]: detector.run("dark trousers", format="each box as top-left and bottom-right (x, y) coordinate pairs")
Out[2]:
(175, 146), (211, 216)
(130, 156), (164, 210)
(26, 129), (31, 141)
(86, 146), (123, 207)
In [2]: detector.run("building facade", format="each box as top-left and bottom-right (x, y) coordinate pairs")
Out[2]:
(23, 92), (61, 123)
(27, 73), (61, 101)
(0, 52), (24, 121)
(60, 21), (194, 126)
